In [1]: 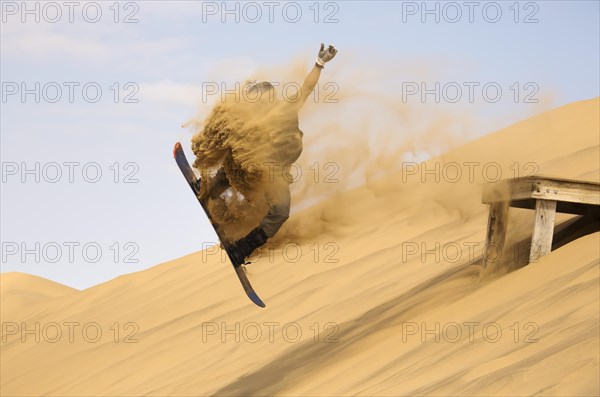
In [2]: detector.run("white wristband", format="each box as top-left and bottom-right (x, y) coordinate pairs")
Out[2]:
(316, 57), (325, 67)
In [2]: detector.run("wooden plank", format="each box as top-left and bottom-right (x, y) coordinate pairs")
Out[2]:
(508, 179), (539, 201)
(529, 199), (557, 263)
(483, 201), (510, 268)
(531, 179), (600, 205)
(518, 175), (600, 186)
(483, 176), (600, 205)
(482, 179), (536, 203)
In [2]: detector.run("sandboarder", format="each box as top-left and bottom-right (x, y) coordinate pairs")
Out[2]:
(192, 43), (338, 265)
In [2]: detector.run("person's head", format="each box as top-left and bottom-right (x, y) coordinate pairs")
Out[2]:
(246, 81), (277, 104)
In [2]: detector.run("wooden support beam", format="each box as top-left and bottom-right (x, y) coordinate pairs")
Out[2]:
(482, 176), (600, 205)
(529, 199), (557, 263)
(530, 179), (600, 205)
(483, 201), (510, 268)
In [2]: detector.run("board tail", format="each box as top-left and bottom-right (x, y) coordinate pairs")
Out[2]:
(173, 142), (266, 308)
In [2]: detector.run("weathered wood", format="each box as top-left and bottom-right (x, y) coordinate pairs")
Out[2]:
(483, 176), (600, 205)
(529, 199), (557, 263)
(482, 176), (599, 267)
(531, 179), (600, 205)
(483, 201), (510, 268)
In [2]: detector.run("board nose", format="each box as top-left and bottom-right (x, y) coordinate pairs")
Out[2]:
(173, 142), (182, 157)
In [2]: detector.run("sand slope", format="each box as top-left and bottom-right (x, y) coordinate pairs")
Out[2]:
(1, 273), (77, 320)
(1, 98), (598, 396)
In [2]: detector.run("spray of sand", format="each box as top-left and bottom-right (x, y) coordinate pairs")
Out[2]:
(186, 55), (557, 253)
(189, 76), (310, 241)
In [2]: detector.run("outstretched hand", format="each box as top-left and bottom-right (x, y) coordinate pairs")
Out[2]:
(318, 43), (337, 64)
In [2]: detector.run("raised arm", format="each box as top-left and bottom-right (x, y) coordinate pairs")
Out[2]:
(290, 43), (338, 110)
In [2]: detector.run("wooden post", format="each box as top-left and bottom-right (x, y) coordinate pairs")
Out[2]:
(483, 201), (510, 268)
(529, 199), (557, 263)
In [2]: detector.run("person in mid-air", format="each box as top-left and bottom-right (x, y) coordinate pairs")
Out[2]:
(192, 43), (338, 265)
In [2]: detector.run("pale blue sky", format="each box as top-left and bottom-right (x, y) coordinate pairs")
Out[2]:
(1, 0), (599, 288)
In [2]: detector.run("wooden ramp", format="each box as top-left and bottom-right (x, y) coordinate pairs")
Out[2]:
(482, 176), (600, 268)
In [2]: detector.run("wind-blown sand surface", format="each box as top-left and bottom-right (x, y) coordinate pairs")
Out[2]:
(1, 98), (599, 396)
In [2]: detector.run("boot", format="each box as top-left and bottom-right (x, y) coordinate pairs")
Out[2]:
(228, 226), (268, 266)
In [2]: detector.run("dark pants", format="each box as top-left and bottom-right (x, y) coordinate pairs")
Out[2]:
(209, 168), (290, 238)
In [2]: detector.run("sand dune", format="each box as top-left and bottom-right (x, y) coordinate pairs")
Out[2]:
(1, 98), (598, 396)
(1, 273), (77, 320)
